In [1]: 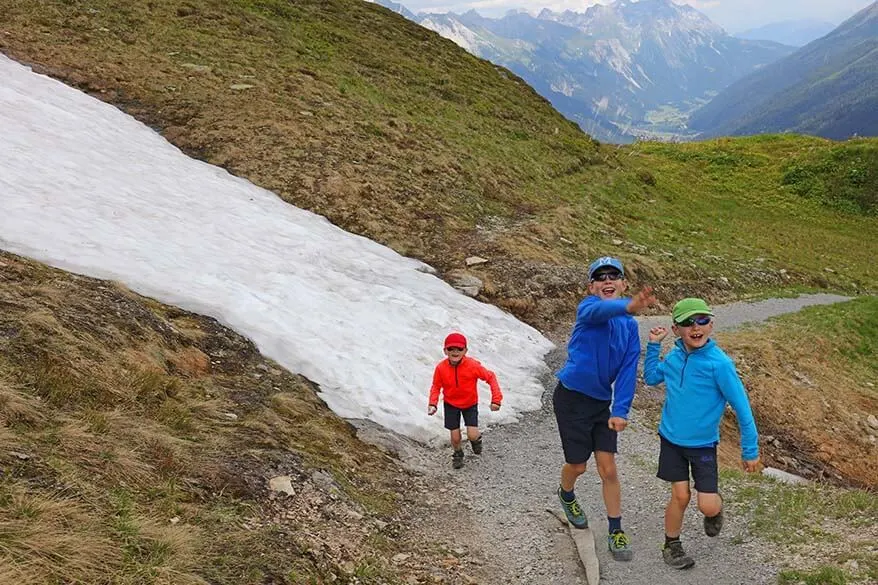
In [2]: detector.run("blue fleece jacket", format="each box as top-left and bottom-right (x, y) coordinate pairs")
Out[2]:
(557, 296), (640, 419)
(644, 338), (759, 460)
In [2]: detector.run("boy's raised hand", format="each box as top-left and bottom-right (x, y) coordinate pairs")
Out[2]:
(626, 286), (656, 315)
(648, 326), (668, 342)
(427, 405), (437, 416)
(742, 458), (761, 473)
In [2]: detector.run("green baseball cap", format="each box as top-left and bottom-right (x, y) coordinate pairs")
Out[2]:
(672, 298), (714, 324)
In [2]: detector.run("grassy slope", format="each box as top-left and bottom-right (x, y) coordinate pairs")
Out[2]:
(0, 251), (467, 585)
(1, 0), (875, 330)
(687, 4), (878, 140)
(717, 297), (878, 487)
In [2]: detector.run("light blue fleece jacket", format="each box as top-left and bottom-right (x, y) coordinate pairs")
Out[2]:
(557, 296), (640, 419)
(644, 338), (759, 460)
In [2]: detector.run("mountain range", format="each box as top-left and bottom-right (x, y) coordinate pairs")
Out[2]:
(377, 0), (794, 142)
(735, 18), (837, 47)
(689, 2), (878, 140)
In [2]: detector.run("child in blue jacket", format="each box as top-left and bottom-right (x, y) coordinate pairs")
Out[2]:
(554, 256), (656, 562)
(644, 297), (760, 570)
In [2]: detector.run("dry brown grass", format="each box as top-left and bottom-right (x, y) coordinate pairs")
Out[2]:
(0, 488), (118, 585)
(0, 251), (460, 584)
(716, 316), (878, 488)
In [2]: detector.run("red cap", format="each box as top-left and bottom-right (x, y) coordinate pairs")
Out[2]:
(444, 332), (467, 349)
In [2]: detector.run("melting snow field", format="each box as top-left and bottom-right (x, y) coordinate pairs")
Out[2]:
(0, 54), (554, 443)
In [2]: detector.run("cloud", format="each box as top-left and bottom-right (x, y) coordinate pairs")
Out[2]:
(683, 0), (722, 8)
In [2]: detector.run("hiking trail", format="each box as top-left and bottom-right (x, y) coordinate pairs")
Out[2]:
(400, 293), (850, 585)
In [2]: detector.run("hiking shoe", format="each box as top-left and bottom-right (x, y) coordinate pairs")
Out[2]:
(471, 437), (483, 455)
(704, 509), (724, 537)
(662, 540), (695, 569)
(452, 449), (464, 469)
(608, 530), (633, 561)
(557, 488), (588, 529)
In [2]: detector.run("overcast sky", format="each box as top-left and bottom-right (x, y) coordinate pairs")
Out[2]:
(396, 0), (875, 32)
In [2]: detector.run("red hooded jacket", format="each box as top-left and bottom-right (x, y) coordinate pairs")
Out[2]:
(429, 355), (503, 409)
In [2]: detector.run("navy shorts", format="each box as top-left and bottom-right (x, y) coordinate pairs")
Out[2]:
(553, 382), (617, 464)
(444, 403), (478, 430)
(657, 435), (719, 493)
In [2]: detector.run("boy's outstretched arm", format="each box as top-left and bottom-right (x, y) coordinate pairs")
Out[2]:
(577, 286), (656, 325)
(477, 364), (503, 410)
(609, 324), (641, 429)
(577, 297), (631, 325)
(717, 360), (760, 468)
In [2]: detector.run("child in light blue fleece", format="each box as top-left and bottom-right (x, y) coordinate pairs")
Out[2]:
(644, 297), (760, 570)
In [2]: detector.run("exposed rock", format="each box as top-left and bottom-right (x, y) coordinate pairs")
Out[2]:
(447, 269), (482, 297)
(268, 475), (295, 496)
(867, 414), (878, 430)
(311, 469), (337, 492)
(763, 467), (809, 485)
(230, 83), (255, 90)
(181, 63), (211, 73)
(465, 255), (489, 267)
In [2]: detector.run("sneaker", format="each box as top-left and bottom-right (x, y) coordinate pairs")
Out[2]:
(452, 449), (464, 469)
(608, 530), (633, 561)
(662, 540), (695, 570)
(704, 495), (724, 537)
(557, 487), (588, 529)
(471, 437), (483, 455)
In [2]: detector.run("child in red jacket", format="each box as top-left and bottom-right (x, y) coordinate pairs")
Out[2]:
(428, 332), (502, 469)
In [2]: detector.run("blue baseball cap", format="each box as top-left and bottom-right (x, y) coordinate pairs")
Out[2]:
(588, 256), (625, 280)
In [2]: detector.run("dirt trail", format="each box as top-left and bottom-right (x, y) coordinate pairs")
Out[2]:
(407, 293), (850, 585)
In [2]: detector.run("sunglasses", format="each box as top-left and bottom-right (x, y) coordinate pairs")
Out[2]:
(675, 315), (713, 327)
(591, 272), (623, 282)
(445, 347), (465, 352)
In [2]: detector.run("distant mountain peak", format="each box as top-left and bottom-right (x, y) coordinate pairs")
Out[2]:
(690, 1), (878, 139)
(396, 0), (793, 142)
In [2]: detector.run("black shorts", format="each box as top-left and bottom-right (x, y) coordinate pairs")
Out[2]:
(553, 382), (617, 464)
(443, 403), (478, 430)
(657, 435), (719, 493)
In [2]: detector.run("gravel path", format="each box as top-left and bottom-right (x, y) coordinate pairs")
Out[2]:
(415, 293), (850, 585)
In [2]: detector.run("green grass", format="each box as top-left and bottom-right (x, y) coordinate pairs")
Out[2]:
(779, 566), (849, 585)
(782, 140), (878, 215)
(764, 297), (878, 378)
(611, 137), (877, 297)
(721, 470), (878, 544)
(723, 469), (877, 584)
